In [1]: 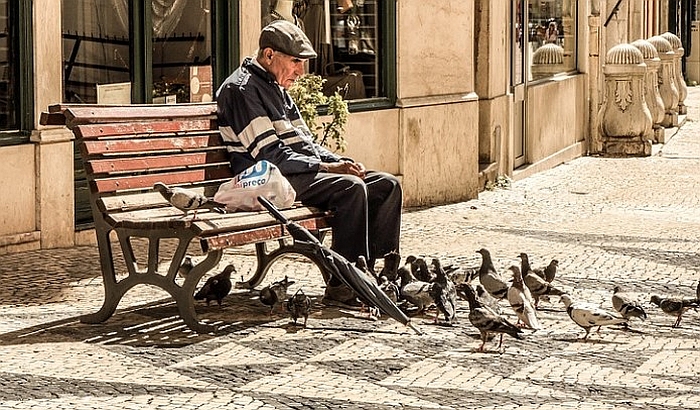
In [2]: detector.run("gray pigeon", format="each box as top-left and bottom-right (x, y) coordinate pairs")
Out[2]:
(397, 262), (433, 314)
(460, 283), (523, 353)
(650, 295), (700, 328)
(611, 286), (647, 322)
(475, 284), (503, 315)
(476, 248), (509, 300)
(287, 288), (312, 327)
(194, 264), (235, 306)
(378, 275), (400, 303)
(259, 276), (295, 315)
(411, 257), (434, 283)
(540, 259), (559, 283)
(177, 255), (194, 278)
(521, 260), (565, 308)
(429, 258), (457, 325)
(560, 294), (627, 340)
(379, 251), (401, 282)
(154, 182), (227, 219)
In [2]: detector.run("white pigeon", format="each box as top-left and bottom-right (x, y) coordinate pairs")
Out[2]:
(154, 182), (227, 219)
(507, 266), (541, 330)
(560, 294), (627, 340)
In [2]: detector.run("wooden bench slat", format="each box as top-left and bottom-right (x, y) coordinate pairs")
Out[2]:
(97, 185), (221, 213)
(86, 151), (230, 174)
(106, 206), (326, 234)
(63, 104), (217, 125)
(92, 167), (233, 193)
(81, 134), (224, 156)
(73, 119), (218, 139)
(200, 217), (330, 252)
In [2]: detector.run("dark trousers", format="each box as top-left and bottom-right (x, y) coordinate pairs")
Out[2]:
(286, 170), (402, 270)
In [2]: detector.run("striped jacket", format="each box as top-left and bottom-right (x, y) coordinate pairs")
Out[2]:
(215, 57), (341, 176)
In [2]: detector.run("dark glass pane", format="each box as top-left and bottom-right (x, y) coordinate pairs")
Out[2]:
(62, 0), (132, 103)
(261, 0), (381, 100)
(0, 0), (16, 129)
(152, 0), (213, 103)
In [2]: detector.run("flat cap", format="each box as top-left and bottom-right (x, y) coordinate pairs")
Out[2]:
(259, 19), (317, 59)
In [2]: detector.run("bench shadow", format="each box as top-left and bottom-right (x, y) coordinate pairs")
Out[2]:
(0, 289), (387, 348)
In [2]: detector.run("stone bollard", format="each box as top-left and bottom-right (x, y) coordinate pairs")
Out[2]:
(632, 39), (666, 143)
(661, 32), (688, 115)
(647, 36), (679, 127)
(531, 43), (566, 79)
(597, 44), (653, 157)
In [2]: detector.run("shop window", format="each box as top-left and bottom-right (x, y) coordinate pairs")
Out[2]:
(62, 0), (219, 104)
(151, 0), (213, 103)
(261, 0), (386, 100)
(62, 0), (132, 103)
(0, 0), (14, 129)
(527, 0), (577, 80)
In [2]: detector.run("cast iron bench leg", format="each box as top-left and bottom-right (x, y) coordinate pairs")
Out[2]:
(236, 233), (329, 289)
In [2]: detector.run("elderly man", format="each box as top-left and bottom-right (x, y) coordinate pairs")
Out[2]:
(215, 20), (402, 306)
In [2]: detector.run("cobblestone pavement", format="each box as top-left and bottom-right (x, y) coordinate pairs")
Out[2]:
(1, 89), (700, 409)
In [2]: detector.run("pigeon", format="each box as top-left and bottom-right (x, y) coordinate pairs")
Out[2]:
(507, 266), (541, 330)
(611, 286), (647, 322)
(560, 294), (627, 340)
(649, 295), (700, 328)
(538, 259), (559, 283)
(378, 275), (400, 303)
(379, 251), (402, 282)
(194, 264), (235, 306)
(476, 248), (509, 300)
(259, 276), (296, 315)
(429, 258), (457, 325)
(177, 255), (194, 278)
(444, 264), (470, 284)
(475, 284), (503, 315)
(411, 257), (434, 283)
(287, 288), (312, 327)
(518, 252), (536, 276)
(154, 182), (227, 219)
(521, 260), (565, 308)
(697, 281), (700, 300)
(397, 262), (434, 314)
(459, 282), (523, 353)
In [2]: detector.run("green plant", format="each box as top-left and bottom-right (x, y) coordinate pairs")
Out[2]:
(484, 175), (512, 191)
(288, 74), (349, 152)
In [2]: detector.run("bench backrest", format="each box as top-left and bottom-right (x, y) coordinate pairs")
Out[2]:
(42, 103), (234, 217)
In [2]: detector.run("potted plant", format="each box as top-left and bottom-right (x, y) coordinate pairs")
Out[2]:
(288, 74), (349, 152)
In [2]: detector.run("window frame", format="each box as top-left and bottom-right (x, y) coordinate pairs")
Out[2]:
(320, 0), (396, 114)
(127, 0), (238, 103)
(0, 0), (33, 146)
(525, 0), (579, 85)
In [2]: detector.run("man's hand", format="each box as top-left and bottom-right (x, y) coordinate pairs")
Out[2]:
(320, 160), (366, 178)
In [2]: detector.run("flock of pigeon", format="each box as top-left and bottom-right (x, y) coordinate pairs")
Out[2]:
(188, 245), (700, 350)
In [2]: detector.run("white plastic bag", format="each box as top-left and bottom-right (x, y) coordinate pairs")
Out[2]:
(214, 160), (296, 211)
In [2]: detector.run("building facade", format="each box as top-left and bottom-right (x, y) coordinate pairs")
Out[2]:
(0, 0), (680, 253)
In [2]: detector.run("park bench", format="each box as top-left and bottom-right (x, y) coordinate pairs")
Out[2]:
(40, 103), (332, 333)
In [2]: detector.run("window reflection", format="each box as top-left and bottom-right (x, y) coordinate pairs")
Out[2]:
(152, 0), (212, 104)
(62, 0), (131, 103)
(262, 0), (380, 100)
(0, 0), (15, 129)
(527, 0), (576, 80)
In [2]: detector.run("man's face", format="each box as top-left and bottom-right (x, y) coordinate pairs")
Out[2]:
(265, 49), (306, 89)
